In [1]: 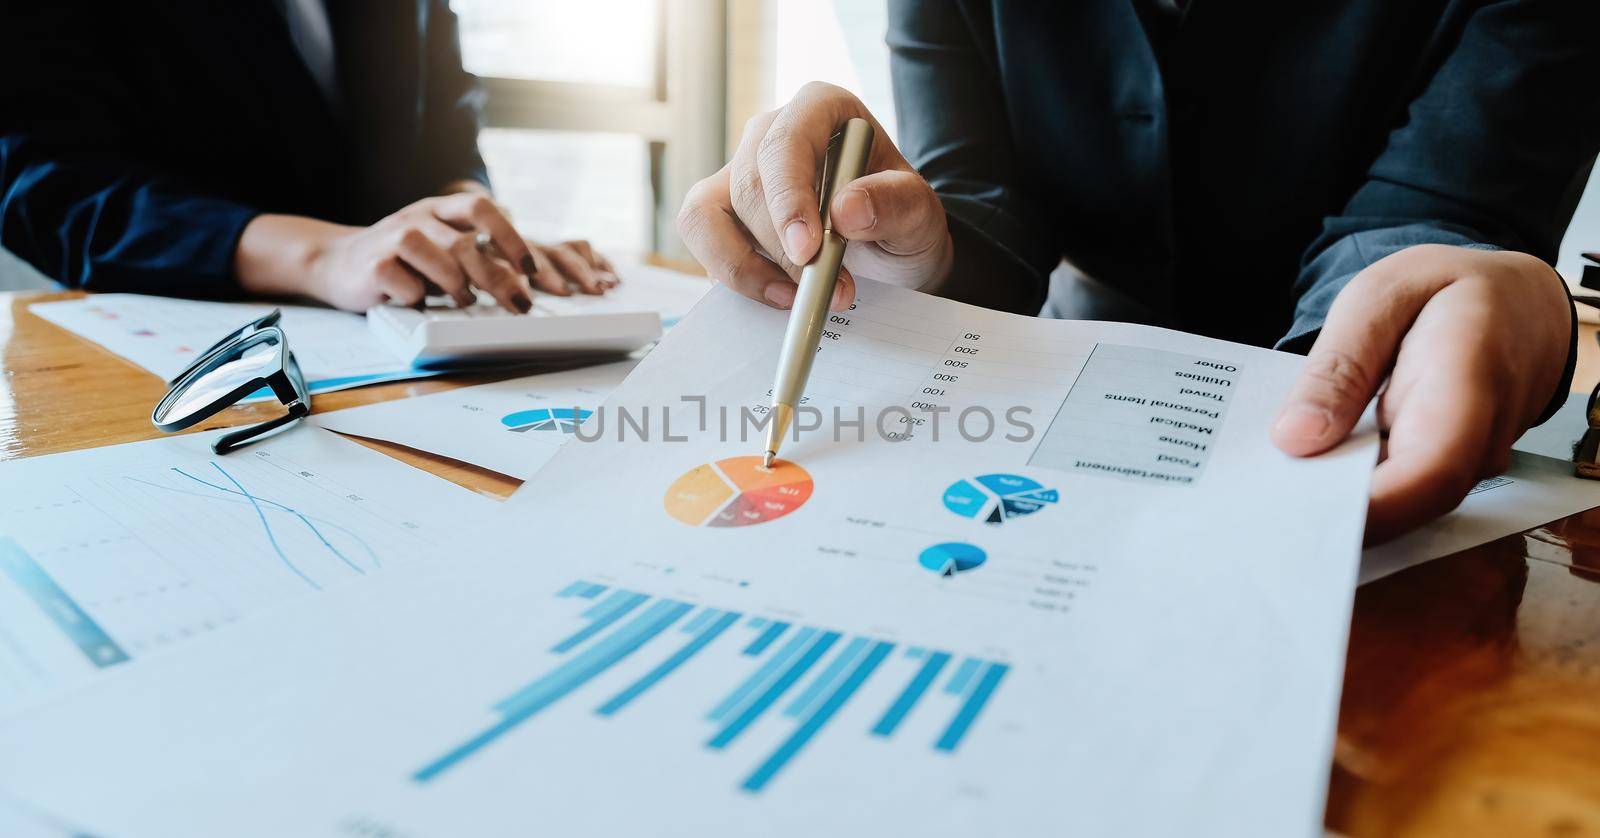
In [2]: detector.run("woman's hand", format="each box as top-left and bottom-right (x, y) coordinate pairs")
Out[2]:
(528, 238), (619, 298)
(1270, 244), (1573, 543)
(236, 193), (618, 312)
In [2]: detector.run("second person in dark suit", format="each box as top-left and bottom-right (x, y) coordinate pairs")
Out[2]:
(677, 0), (1600, 540)
(0, 0), (617, 312)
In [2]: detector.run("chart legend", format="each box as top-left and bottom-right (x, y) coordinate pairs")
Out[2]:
(663, 457), (813, 528)
(942, 473), (1059, 525)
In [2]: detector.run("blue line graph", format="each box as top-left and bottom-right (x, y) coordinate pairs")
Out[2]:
(175, 466), (377, 573)
(193, 465), (364, 575)
(124, 461), (382, 591)
(415, 580), (1011, 793)
(206, 464), (319, 589)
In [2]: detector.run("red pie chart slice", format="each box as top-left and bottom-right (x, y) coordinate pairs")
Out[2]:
(707, 494), (763, 528)
(664, 456), (813, 527)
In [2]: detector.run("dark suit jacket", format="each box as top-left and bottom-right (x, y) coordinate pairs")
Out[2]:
(889, 0), (1599, 351)
(0, 1), (487, 296)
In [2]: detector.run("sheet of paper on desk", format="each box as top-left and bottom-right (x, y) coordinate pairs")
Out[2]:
(537, 260), (712, 327)
(0, 280), (1379, 837)
(1352, 392), (1600, 585)
(313, 360), (638, 480)
(0, 424), (492, 718)
(1358, 450), (1600, 585)
(0, 793), (80, 838)
(1512, 388), (1587, 461)
(29, 293), (441, 394)
(25, 261), (709, 396)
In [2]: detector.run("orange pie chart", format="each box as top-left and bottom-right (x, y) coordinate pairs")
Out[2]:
(663, 456), (814, 527)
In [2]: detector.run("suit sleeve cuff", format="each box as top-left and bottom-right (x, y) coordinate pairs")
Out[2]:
(1535, 264), (1579, 427)
(936, 205), (1048, 315)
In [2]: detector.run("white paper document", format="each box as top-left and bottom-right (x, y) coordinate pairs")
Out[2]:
(1348, 390), (1600, 585)
(314, 360), (638, 480)
(0, 281), (1378, 837)
(533, 261), (711, 327)
(31, 293), (439, 394)
(0, 425), (492, 717)
(1358, 450), (1600, 584)
(1513, 389), (1587, 461)
(29, 262), (708, 395)
(0, 793), (78, 838)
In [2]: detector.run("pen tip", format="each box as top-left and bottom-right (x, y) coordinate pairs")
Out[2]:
(762, 451), (776, 469)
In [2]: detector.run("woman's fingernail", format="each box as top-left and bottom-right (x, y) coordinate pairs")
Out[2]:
(513, 293), (532, 313)
(764, 281), (797, 309)
(1273, 404), (1332, 442)
(521, 255), (538, 276)
(783, 221), (810, 264)
(831, 282), (851, 310)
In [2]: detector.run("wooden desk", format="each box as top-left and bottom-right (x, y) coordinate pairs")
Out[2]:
(2, 287), (1598, 836)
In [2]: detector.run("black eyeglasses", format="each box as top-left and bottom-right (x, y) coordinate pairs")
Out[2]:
(150, 310), (311, 454)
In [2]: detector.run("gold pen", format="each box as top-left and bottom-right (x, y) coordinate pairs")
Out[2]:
(762, 117), (874, 468)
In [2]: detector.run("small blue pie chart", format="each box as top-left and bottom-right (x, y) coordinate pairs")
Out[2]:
(918, 542), (988, 576)
(500, 407), (592, 434)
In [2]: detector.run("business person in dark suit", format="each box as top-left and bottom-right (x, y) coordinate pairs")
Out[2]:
(0, 0), (616, 313)
(679, 0), (1600, 541)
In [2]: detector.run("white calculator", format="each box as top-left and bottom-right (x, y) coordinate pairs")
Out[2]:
(367, 294), (663, 368)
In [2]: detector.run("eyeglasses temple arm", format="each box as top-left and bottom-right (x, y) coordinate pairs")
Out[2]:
(209, 405), (307, 455)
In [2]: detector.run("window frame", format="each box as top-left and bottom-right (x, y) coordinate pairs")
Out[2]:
(469, 0), (728, 258)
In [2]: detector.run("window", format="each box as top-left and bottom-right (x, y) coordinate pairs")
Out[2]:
(476, 129), (650, 254)
(454, 0), (659, 88)
(726, 1), (895, 149)
(1559, 167), (1600, 282)
(451, 0), (727, 258)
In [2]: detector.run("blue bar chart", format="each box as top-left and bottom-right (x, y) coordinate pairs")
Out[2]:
(0, 538), (129, 668)
(414, 580), (1011, 792)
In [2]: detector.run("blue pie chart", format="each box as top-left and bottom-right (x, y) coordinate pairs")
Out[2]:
(918, 542), (988, 576)
(943, 472), (1059, 525)
(501, 407), (592, 434)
